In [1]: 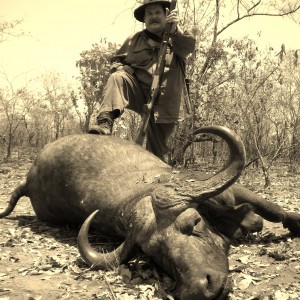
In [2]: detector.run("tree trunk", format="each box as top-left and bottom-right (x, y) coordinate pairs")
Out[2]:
(5, 127), (13, 161)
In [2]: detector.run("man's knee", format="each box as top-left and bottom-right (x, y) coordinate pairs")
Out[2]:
(108, 71), (125, 85)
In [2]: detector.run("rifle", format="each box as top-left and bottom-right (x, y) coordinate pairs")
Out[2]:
(135, 0), (177, 146)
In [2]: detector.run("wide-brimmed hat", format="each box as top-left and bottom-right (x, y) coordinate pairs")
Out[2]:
(134, 0), (171, 22)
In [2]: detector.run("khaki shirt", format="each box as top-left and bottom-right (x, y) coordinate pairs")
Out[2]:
(111, 29), (196, 123)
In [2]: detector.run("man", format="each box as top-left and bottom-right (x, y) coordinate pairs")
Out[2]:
(89, 0), (196, 160)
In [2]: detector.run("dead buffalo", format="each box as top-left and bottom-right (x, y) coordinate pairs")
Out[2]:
(1, 126), (299, 300)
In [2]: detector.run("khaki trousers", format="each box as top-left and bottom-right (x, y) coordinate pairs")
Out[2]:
(98, 71), (175, 161)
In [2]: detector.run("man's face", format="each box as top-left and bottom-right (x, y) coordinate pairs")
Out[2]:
(144, 4), (167, 35)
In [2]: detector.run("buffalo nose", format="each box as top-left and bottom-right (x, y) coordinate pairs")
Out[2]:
(180, 270), (229, 300)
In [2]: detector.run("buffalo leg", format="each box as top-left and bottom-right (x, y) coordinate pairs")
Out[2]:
(231, 185), (300, 235)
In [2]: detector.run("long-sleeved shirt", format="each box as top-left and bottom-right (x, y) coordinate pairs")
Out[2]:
(110, 29), (196, 123)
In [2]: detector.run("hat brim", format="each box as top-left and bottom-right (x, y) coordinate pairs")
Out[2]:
(134, 1), (171, 22)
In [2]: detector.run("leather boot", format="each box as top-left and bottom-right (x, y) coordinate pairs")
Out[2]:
(88, 112), (114, 135)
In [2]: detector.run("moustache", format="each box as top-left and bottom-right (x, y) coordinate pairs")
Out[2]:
(149, 18), (161, 24)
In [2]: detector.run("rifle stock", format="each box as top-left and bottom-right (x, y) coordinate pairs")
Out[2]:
(135, 0), (177, 146)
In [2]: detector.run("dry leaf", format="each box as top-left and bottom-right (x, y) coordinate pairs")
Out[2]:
(119, 265), (132, 284)
(238, 255), (250, 264)
(274, 290), (290, 300)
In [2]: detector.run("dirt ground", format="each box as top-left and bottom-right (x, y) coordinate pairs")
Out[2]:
(0, 156), (299, 300)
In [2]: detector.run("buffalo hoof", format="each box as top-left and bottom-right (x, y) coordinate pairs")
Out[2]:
(283, 212), (300, 236)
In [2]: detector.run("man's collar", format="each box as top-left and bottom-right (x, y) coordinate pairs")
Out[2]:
(143, 29), (163, 43)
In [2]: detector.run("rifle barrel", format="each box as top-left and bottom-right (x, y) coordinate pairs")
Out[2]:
(135, 0), (177, 146)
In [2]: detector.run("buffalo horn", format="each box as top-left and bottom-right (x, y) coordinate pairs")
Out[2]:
(189, 126), (245, 199)
(172, 126), (246, 202)
(77, 210), (134, 269)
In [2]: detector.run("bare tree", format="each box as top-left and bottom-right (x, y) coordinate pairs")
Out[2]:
(0, 18), (25, 43)
(74, 40), (117, 132)
(39, 72), (77, 140)
(0, 71), (36, 160)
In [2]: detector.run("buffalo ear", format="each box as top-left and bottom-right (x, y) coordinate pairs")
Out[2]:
(201, 202), (263, 239)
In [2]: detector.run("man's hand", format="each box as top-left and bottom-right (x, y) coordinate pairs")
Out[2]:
(166, 8), (183, 36)
(166, 8), (179, 34)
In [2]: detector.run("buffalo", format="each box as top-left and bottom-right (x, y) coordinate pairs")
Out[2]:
(1, 126), (299, 300)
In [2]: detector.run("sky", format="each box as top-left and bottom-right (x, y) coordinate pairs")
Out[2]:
(0, 0), (141, 87)
(1, 0), (300, 88)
